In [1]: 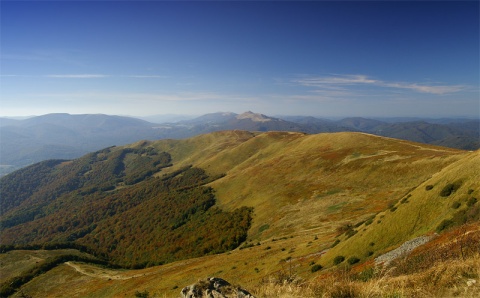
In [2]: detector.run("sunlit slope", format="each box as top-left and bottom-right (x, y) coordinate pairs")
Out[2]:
(322, 150), (480, 267)
(149, 131), (465, 240)
(147, 130), (258, 173)
(0, 249), (97, 285)
(13, 148), (476, 298)
(7, 131), (473, 298)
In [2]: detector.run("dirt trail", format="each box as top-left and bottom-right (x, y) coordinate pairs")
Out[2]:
(65, 262), (152, 280)
(410, 144), (459, 153)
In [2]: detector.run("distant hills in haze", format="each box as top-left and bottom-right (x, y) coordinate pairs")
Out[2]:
(0, 114), (164, 175)
(1, 111), (478, 175)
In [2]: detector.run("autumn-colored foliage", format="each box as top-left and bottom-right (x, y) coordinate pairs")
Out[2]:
(0, 146), (252, 268)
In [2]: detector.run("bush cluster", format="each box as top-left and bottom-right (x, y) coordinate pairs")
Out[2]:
(347, 257), (360, 265)
(311, 264), (323, 273)
(439, 182), (461, 197)
(333, 255), (345, 265)
(330, 239), (340, 248)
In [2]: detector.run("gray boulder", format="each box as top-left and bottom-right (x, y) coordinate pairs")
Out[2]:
(181, 277), (255, 298)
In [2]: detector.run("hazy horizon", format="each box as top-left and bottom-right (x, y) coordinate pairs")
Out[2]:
(1, 1), (478, 118)
(1, 111), (479, 122)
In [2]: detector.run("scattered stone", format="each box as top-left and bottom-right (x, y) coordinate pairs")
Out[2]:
(466, 279), (476, 287)
(181, 277), (255, 298)
(374, 235), (434, 267)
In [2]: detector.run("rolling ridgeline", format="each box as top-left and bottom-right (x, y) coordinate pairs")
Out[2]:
(1, 111), (478, 176)
(0, 130), (479, 297)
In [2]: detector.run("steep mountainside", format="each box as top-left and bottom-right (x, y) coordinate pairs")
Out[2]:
(2, 131), (466, 258)
(322, 150), (480, 266)
(0, 145), (252, 268)
(1, 131), (478, 297)
(151, 131), (466, 239)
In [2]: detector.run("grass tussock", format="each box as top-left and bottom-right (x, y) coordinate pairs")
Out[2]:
(253, 224), (480, 298)
(253, 257), (479, 297)
(253, 269), (388, 298)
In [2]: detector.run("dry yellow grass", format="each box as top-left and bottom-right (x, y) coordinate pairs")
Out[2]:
(252, 254), (480, 298)
(18, 253), (477, 298)
(4, 131), (477, 297)
(200, 132), (462, 239)
(0, 249), (91, 284)
(323, 150), (479, 267)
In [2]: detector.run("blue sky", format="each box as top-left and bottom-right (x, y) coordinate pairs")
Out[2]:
(1, 1), (478, 118)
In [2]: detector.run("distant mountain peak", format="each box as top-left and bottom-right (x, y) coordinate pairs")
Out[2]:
(220, 112), (236, 116)
(236, 111), (273, 122)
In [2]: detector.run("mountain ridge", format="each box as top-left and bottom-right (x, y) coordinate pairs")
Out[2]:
(1, 112), (478, 177)
(1, 130), (466, 249)
(0, 130), (478, 297)
(235, 111), (274, 122)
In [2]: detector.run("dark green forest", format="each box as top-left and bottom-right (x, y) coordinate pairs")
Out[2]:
(0, 145), (252, 268)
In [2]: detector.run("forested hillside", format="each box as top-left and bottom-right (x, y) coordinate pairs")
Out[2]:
(1, 131), (478, 297)
(0, 145), (252, 268)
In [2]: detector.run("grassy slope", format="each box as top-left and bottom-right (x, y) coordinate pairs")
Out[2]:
(322, 149), (480, 267)
(174, 131), (464, 240)
(0, 249), (96, 284)
(5, 131), (475, 297)
(12, 233), (333, 297)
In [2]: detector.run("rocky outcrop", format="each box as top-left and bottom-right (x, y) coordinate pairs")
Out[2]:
(181, 277), (255, 298)
(236, 111), (273, 122)
(374, 235), (434, 266)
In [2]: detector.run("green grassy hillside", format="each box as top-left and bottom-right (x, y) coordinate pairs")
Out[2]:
(322, 149), (479, 267)
(1, 131), (475, 297)
(0, 249), (105, 297)
(148, 131), (464, 241)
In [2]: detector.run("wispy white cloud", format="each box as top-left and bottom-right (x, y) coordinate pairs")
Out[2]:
(293, 74), (466, 95)
(295, 74), (378, 86)
(383, 82), (465, 95)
